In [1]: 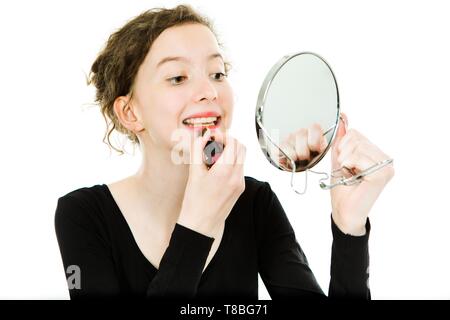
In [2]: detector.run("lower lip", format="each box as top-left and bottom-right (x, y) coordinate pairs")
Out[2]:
(182, 117), (221, 130)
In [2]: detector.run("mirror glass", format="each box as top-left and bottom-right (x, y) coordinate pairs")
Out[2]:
(255, 52), (340, 172)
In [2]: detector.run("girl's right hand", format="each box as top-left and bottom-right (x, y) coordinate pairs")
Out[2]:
(177, 128), (246, 237)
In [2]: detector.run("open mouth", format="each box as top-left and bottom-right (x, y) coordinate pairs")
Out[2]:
(182, 116), (221, 129)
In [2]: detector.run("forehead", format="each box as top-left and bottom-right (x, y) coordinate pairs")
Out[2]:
(146, 23), (220, 66)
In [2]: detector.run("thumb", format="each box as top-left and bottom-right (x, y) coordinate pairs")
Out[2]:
(331, 112), (348, 171)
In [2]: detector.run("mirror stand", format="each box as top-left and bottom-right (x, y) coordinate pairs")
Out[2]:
(257, 113), (329, 194)
(319, 159), (394, 190)
(290, 168), (331, 195)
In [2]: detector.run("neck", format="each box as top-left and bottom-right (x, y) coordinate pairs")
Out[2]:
(131, 142), (189, 225)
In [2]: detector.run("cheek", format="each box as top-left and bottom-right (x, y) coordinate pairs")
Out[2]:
(143, 93), (182, 139)
(220, 84), (234, 128)
(156, 92), (193, 149)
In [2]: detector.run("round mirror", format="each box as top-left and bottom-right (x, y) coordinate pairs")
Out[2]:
(255, 52), (340, 172)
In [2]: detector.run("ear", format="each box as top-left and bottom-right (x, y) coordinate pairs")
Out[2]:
(113, 95), (145, 133)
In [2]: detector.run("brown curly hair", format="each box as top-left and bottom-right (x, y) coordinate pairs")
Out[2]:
(86, 4), (231, 155)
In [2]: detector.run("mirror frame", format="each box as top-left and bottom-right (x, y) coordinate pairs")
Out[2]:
(255, 51), (341, 172)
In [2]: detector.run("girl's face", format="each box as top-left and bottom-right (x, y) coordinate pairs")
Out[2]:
(131, 23), (233, 158)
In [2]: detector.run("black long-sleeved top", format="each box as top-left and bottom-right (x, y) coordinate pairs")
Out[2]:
(54, 176), (370, 300)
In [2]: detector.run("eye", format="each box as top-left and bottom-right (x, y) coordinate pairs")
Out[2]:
(168, 76), (187, 85)
(211, 72), (227, 81)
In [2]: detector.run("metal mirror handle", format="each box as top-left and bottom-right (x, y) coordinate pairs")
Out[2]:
(256, 113), (394, 193)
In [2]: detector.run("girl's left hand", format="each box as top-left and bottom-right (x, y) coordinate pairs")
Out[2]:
(330, 112), (395, 235)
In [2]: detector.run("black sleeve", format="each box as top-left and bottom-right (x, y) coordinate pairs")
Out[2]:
(329, 215), (371, 299)
(55, 195), (215, 299)
(255, 182), (371, 299)
(146, 223), (215, 299)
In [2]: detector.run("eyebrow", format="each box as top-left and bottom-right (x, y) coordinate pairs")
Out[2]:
(156, 53), (224, 69)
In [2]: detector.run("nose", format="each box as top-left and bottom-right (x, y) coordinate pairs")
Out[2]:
(194, 76), (218, 102)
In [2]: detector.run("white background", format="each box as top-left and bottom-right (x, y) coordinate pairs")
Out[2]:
(1, 0), (449, 299)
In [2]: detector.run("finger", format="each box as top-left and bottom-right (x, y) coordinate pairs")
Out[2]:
(365, 143), (388, 163)
(234, 144), (246, 189)
(320, 136), (328, 153)
(338, 129), (369, 154)
(349, 141), (387, 164)
(270, 135), (283, 160)
(235, 142), (247, 167)
(336, 133), (379, 170)
(308, 123), (325, 153)
(294, 128), (310, 160)
(337, 141), (381, 172)
(340, 112), (348, 130)
(213, 135), (238, 168)
(337, 141), (358, 167)
(277, 134), (296, 164)
(209, 128), (227, 146)
(286, 134), (299, 157)
(331, 116), (347, 170)
(343, 148), (394, 185)
(337, 131), (353, 155)
(341, 152), (374, 176)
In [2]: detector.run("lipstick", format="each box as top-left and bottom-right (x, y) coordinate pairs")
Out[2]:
(202, 128), (224, 169)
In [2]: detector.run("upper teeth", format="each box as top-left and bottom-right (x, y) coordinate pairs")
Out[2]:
(184, 116), (218, 125)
